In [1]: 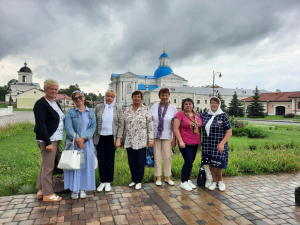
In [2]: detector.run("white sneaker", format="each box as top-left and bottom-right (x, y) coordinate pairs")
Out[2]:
(129, 182), (136, 187)
(208, 182), (217, 190)
(188, 180), (196, 189)
(155, 181), (162, 186)
(165, 180), (175, 186)
(71, 192), (79, 199)
(218, 181), (226, 191)
(180, 182), (193, 191)
(135, 183), (142, 190)
(105, 183), (111, 192)
(97, 183), (106, 192)
(205, 179), (213, 188)
(79, 190), (86, 198)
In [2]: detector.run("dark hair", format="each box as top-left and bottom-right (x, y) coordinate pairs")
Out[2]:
(131, 90), (143, 100)
(210, 97), (220, 104)
(181, 98), (195, 111)
(158, 88), (170, 97)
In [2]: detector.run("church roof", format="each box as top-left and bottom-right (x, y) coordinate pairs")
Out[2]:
(154, 66), (173, 78)
(160, 53), (168, 58)
(138, 84), (158, 90)
(19, 61), (32, 73)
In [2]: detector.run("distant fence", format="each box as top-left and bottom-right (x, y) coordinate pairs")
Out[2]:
(0, 106), (14, 116)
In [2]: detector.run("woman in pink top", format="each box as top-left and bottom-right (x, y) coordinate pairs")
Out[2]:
(173, 98), (202, 191)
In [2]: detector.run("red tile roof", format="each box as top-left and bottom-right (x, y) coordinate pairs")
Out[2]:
(56, 94), (72, 100)
(240, 91), (300, 102)
(288, 92), (300, 98)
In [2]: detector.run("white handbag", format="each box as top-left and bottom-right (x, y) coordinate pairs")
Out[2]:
(58, 134), (81, 170)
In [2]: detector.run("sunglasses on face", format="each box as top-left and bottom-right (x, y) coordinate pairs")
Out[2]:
(72, 96), (83, 101)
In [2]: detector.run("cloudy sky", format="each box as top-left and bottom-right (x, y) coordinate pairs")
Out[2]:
(1, 0), (300, 94)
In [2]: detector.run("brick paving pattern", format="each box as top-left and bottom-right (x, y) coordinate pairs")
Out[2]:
(0, 173), (300, 224)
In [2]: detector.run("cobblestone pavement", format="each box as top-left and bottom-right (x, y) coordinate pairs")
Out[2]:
(0, 173), (300, 225)
(0, 112), (35, 126)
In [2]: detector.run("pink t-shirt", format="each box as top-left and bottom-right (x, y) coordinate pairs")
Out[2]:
(175, 111), (202, 145)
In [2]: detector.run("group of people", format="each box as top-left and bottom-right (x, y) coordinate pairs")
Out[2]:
(34, 79), (232, 202)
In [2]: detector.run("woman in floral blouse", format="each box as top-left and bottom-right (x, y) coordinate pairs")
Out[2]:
(123, 90), (154, 190)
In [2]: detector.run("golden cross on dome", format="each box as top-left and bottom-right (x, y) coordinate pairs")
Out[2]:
(163, 45), (166, 53)
(24, 59), (27, 66)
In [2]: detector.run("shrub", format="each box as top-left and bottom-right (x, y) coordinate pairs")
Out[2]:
(234, 120), (245, 128)
(232, 126), (269, 138)
(283, 113), (295, 118)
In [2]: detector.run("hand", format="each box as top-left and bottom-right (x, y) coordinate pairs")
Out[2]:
(179, 141), (185, 149)
(217, 143), (224, 153)
(46, 144), (54, 152)
(148, 141), (154, 148)
(198, 142), (202, 149)
(115, 138), (121, 148)
(171, 140), (176, 148)
(76, 137), (85, 149)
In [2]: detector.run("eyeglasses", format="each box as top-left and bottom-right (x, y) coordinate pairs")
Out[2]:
(72, 96), (83, 101)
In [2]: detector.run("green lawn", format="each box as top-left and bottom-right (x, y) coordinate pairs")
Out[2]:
(0, 122), (300, 196)
(0, 103), (16, 108)
(236, 115), (300, 121)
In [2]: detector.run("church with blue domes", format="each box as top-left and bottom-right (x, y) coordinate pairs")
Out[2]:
(110, 47), (188, 106)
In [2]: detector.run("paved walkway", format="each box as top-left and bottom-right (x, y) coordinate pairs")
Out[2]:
(0, 112), (35, 126)
(1, 173), (300, 225)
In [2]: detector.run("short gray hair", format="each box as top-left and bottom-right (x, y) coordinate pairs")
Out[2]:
(106, 89), (116, 97)
(44, 79), (59, 90)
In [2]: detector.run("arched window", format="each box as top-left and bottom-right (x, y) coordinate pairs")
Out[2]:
(197, 99), (200, 104)
(174, 99), (177, 103)
(127, 83), (132, 93)
(22, 76), (26, 82)
(205, 100), (207, 104)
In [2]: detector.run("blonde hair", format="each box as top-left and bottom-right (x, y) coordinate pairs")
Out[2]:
(106, 89), (116, 97)
(44, 79), (59, 90)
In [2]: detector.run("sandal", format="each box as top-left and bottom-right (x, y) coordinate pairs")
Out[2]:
(37, 195), (43, 199)
(43, 194), (62, 202)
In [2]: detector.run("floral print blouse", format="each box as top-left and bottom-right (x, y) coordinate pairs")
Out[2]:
(124, 105), (154, 150)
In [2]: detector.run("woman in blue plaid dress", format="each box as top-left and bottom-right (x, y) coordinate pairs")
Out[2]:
(201, 97), (232, 191)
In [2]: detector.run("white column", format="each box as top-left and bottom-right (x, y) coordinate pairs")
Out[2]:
(8, 106), (14, 114)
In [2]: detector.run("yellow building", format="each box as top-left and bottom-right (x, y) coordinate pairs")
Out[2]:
(17, 88), (44, 109)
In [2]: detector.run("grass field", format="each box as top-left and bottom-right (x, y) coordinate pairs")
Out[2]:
(0, 103), (33, 111)
(235, 115), (300, 121)
(0, 122), (300, 196)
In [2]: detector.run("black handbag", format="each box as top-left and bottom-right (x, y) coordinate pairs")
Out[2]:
(295, 187), (300, 205)
(197, 163), (206, 187)
(53, 145), (64, 175)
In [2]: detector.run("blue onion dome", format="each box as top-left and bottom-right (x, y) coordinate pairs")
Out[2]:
(160, 52), (169, 58)
(154, 66), (173, 78)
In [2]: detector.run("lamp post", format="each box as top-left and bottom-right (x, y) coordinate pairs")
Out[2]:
(9, 88), (12, 106)
(63, 94), (66, 112)
(266, 99), (269, 115)
(244, 100), (246, 114)
(212, 71), (222, 97)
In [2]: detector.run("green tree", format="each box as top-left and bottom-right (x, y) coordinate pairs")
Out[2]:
(247, 86), (265, 118)
(217, 92), (227, 112)
(58, 84), (81, 97)
(228, 92), (245, 117)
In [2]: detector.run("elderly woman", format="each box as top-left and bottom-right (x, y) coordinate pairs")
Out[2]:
(94, 90), (124, 192)
(124, 91), (153, 190)
(34, 79), (64, 202)
(64, 90), (96, 199)
(151, 88), (177, 186)
(201, 97), (232, 191)
(173, 98), (202, 191)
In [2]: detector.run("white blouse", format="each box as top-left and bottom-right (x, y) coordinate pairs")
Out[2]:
(151, 103), (178, 140)
(37, 98), (65, 142)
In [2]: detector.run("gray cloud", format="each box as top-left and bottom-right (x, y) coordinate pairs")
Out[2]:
(0, 0), (299, 91)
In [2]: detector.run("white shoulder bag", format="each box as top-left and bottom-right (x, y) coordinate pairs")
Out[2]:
(58, 134), (81, 170)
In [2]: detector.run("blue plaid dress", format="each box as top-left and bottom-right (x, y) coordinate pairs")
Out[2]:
(200, 112), (231, 169)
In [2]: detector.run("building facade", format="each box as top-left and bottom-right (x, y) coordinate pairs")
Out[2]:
(110, 48), (270, 110)
(5, 61), (41, 102)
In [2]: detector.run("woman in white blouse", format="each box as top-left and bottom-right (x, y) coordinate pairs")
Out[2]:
(123, 91), (153, 190)
(33, 79), (64, 202)
(151, 88), (177, 186)
(94, 90), (124, 192)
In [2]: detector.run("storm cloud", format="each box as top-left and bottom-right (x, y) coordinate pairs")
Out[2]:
(0, 0), (299, 93)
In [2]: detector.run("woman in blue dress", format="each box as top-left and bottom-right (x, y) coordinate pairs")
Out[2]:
(64, 90), (96, 199)
(201, 97), (232, 191)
